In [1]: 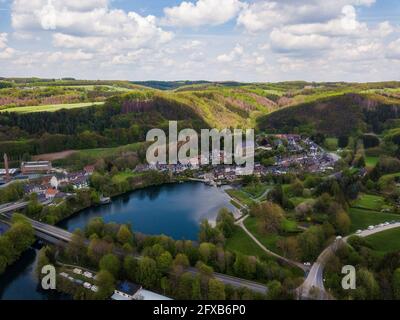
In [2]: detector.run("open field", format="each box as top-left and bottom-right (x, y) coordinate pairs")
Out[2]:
(349, 208), (400, 233)
(244, 217), (282, 254)
(32, 150), (78, 161)
(111, 171), (140, 184)
(53, 142), (145, 168)
(352, 194), (393, 212)
(225, 226), (271, 259)
(366, 227), (400, 254)
(365, 156), (379, 168)
(242, 183), (271, 199)
(225, 189), (255, 207)
(0, 102), (104, 113)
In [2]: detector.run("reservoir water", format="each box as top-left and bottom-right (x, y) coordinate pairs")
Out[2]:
(0, 182), (235, 300)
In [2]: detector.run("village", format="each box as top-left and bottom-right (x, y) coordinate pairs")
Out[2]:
(135, 134), (340, 184)
(0, 134), (339, 199)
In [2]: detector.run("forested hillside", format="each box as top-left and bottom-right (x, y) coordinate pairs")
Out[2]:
(1, 79), (400, 163)
(258, 93), (400, 136)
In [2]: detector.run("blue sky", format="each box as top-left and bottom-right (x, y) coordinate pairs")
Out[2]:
(0, 0), (399, 81)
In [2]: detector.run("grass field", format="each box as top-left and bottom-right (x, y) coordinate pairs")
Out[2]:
(365, 227), (400, 254)
(225, 226), (271, 259)
(365, 156), (379, 168)
(0, 102), (104, 113)
(54, 142), (145, 168)
(225, 189), (255, 207)
(242, 183), (271, 199)
(77, 142), (144, 158)
(244, 217), (282, 254)
(349, 208), (400, 233)
(111, 171), (139, 184)
(352, 194), (393, 212)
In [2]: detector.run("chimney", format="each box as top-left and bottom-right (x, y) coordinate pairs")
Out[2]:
(3, 153), (10, 181)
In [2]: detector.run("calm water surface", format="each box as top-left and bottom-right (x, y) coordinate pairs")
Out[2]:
(0, 182), (235, 299)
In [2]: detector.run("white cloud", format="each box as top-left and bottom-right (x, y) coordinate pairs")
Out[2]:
(237, 0), (375, 33)
(47, 49), (93, 63)
(162, 0), (244, 27)
(270, 29), (332, 53)
(387, 39), (400, 60)
(0, 48), (15, 59)
(0, 33), (8, 49)
(0, 33), (16, 60)
(217, 44), (244, 62)
(12, 0), (173, 48)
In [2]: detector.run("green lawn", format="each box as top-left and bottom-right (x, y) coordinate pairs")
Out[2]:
(349, 208), (400, 233)
(0, 102), (104, 113)
(365, 156), (379, 168)
(111, 171), (139, 183)
(225, 189), (254, 207)
(244, 217), (281, 254)
(77, 142), (144, 158)
(352, 194), (393, 212)
(225, 226), (271, 260)
(365, 227), (400, 254)
(242, 183), (271, 199)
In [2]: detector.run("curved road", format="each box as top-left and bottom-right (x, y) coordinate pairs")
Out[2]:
(298, 222), (400, 300)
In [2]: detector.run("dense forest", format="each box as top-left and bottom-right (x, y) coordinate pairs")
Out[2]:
(258, 93), (400, 136)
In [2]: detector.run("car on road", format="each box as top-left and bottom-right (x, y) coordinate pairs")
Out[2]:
(83, 282), (92, 289)
(73, 268), (82, 275)
(356, 230), (362, 234)
(336, 236), (342, 241)
(368, 225), (375, 230)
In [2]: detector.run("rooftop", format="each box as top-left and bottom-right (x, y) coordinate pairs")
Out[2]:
(116, 281), (142, 296)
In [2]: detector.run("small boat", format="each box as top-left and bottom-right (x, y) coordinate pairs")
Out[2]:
(100, 196), (111, 205)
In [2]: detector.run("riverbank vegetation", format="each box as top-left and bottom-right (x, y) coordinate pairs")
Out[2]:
(0, 214), (35, 275)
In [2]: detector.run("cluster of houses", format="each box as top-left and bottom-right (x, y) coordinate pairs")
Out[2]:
(134, 134), (339, 182)
(262, 135), (339, 175)
(23, 164), (95, 200)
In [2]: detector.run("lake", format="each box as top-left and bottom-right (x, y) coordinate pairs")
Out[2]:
(0, 182), (236, 300)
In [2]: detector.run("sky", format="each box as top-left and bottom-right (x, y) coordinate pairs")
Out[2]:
(0, 0), (399, 82)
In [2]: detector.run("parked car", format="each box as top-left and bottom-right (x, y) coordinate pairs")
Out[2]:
(59, 272), (69, 278)
(91, 285), (98, 292)
(83, 282), (92, 289)
(83, 271), (93, 279)
(368, 226), (374, 230)
(356, 230), (362, 234)
(73, 268), (82, 275)
(336, 236), (343, 241)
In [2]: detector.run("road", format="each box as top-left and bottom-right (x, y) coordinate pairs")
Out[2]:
(298, 222), (400, 300)
(0, 201), (29, 214)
